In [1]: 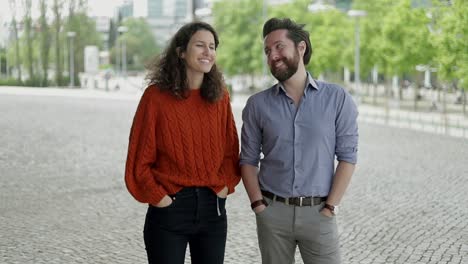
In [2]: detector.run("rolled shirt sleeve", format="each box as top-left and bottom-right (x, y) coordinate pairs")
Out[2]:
(335, 90), (359, 164)
(240, 97), (262, 167)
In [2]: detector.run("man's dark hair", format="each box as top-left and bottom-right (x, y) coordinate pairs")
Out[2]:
(262, 18), (312, 65)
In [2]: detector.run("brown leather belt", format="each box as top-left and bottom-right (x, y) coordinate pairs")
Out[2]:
(261, 190), (326, 207)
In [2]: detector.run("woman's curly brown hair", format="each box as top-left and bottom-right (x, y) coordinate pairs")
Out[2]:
(145, 21), (225, 103)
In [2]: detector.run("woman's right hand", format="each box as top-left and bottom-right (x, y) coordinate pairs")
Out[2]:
(153, 195), (173, 208)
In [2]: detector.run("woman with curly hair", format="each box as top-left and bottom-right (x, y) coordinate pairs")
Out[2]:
(125, 21), (241, 264)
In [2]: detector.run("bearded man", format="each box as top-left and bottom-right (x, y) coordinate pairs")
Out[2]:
(240, 17), (359, 264)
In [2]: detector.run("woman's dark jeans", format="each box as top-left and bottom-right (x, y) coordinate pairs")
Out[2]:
(143, 187), (227, 264)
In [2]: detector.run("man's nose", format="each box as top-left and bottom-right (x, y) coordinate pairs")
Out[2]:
(268, 51), (279, 62)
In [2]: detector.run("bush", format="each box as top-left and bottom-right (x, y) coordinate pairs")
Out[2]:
(0, 76), (81, 87)
(0, 78), (24, 86)
(23, 76), (46, 87)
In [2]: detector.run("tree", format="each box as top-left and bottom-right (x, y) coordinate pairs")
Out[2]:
(352, 0), (394, 78)
(112, 18), (160, 71)
(22, 0), (35, 81)
(39, 0), (51, 86)
(64, 12), (102, 81)
(53, 0), (64, 86)
(379, 0), (434, 101)
(9, 0), (21, 82)
(351, 0), (393, 104)
(433, 0), (468, 115)
(212, 0), (350, 86)
(212, 0), (264, 82)
(108, 19), (117, 50)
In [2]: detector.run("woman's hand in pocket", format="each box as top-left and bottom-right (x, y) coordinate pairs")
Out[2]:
(216, 186), (228, 198)
(153, 195), (173, 208)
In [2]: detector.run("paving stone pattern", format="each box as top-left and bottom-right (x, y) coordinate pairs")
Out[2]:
(1, 94), (467, 264)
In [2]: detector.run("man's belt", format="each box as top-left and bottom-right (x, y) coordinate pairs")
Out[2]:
(261, 190), (326, 207)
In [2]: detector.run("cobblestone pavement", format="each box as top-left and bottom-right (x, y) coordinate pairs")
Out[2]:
(1, 91), (467, 264)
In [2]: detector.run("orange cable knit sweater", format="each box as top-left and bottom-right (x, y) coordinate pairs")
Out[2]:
(125, 85), (241, 205)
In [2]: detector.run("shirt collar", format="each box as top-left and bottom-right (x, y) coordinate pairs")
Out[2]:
(273, 72), (320, 96)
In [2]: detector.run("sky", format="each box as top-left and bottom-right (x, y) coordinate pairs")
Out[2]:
(0, 0), (124, 21)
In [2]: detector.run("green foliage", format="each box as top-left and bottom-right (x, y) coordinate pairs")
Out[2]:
(213, 0), (351, 78)
(39, 0), (51, 86)
(209, 0), (467, 88)
(270, 0), (351, 77)
(64, 12), (102, 76)
(352, 0), (393, 78)
(213, 0), (264, 76)
(23, 76), (46, 87)
(0, 76), (49, 87)
(432, 0), (468, 90)
(111, 18), (160, 71)
(23, 0), (34, 79)
(379, 0), (434, 76)
(0, 78), (24, 86)
(3, 0), (465, 91)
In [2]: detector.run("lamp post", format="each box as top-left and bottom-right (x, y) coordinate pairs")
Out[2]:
(308, 0), (335, 12)
(117, 26), (128, 78)
(194, 7), (212, 22)
(347, 10), (367, 103)
(67, 31), (76, 87)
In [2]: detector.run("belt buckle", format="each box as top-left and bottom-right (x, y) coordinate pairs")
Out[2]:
(299, 196), (304, 206)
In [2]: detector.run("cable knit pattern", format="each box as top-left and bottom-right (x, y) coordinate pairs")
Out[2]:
(125, 85), (241, 205)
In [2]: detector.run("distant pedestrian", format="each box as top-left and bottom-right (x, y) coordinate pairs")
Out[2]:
(240, 17), (359, 264)
(125, 21), (241, 264)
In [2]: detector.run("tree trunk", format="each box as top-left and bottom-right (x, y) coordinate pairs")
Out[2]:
(53, 0), (63, 86)
(415, 74), (425, 111)
(39, 0), (50, 86)
(372, 82), (378, 105)
(9, 0), (22, 82)
(463, 89), (466, 116)
(12, 19), (21, 82)
(398, 81), (403, 101)
(413, 80), (421, 111)
(372, 66), (378, 105)
(384, 80), (391, 124)
(23, 0), (34, 81)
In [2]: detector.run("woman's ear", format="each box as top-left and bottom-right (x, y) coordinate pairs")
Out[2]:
(176, 47), (185, 59)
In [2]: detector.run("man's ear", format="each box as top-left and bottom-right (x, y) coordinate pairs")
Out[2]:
(298, 41), (306, 56)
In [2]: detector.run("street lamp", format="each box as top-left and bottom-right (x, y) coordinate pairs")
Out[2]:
(347, 10), (367, 103)
(308, 0), (335, 12)
(194, 7), (212, 21)
(67, 31), (76, 87)
(117, 26), (128, 78)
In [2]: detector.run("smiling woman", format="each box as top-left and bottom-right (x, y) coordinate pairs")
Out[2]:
(179, 30), (217, 86)
(145, 21), (225, 102)
(124, 21), (241, 264)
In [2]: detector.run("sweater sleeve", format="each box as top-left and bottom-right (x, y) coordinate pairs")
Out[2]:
(220, 93), (241, 194)
(125, 88), (168, 205)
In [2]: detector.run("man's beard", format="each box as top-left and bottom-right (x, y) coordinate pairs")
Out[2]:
(270, 50), (300, 82)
